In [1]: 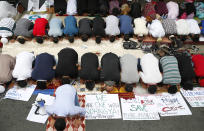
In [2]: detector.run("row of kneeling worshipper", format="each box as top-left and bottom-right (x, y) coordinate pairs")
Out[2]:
(0, 15), (203, 45)
(14, 0), (204, 19)
(0, 47), (204, 94)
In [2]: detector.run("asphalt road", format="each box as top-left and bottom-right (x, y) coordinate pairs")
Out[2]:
(0, 95), (204, 131)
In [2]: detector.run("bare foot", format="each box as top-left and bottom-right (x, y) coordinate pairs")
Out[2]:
(73, 119), (82, 128)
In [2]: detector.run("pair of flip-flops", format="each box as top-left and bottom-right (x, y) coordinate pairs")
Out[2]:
(123, 40), (140, 49)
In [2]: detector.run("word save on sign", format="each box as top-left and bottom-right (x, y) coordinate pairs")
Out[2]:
(85, 94), (121, 119)
(121, 95), (160, 120)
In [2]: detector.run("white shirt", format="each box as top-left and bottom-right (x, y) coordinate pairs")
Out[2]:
(0, 18), (15, 38)
(0, 1), (17, 20)
(186, 19), (201, 35)
(12, 52), (35, 81)
(139, 53), (162, 84)
(134, 18), (148, 36)
(105, 15), (120, 36)
(148, 19), (165, 38)
(120, 54), (140, 84)
(176, 19), (190, 35)
(67, 0), (77, 15)
(45, 84), (86, 117)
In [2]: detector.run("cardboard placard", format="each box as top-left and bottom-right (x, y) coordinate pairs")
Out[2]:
(4, 85), (36, 101)
(155, 92), (192, 116)
(121, 95), (160, 120)
(85, 94), (121, 119)
(180, 87), (204, 107)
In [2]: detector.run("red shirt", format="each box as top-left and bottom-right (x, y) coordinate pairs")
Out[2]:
(192, 54), (204, 77)
(33, 18), (48, 36)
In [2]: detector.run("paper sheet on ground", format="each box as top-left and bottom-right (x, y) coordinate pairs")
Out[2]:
(85, 94), (121, 119)
(154, 92), (192, 116)
(121, 95), (160, 120)
(27, 94), (55, 124)
(180, 87), (204, 107)
(4, 85), (36, 101)
(35, 93), (55, 106)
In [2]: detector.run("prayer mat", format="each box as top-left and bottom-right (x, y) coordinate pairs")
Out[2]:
(46, 95), (86, 131)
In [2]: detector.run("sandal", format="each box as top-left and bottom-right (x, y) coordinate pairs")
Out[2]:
(123, 41), (130, 49)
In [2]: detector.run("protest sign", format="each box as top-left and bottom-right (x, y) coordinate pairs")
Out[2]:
(85, 94), (121, 119)
(121, 95), (160, 120)
(4, 85), (36, 101)
(180, 87), (204, 107)
(155, 92), (192, 116)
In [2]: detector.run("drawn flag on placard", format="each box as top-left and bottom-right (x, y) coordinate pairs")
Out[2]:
(180, 87), (204, 107)
(155, 92), (192, 116)
(121, 95), (160, 120)
(85, 94), (121, 119)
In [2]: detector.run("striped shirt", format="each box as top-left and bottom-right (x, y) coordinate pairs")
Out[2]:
(160, 56), (181, 85)
(0, 18), (15, 37)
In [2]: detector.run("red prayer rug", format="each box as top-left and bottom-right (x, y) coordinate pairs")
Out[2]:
(46, 95), (86, 131)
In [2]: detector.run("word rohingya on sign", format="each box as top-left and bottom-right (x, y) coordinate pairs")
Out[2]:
(85, 94), (121, 119)
(121, 95), (160, 120)
(154, 92), (192, 116)
(180, 87), (204, 107)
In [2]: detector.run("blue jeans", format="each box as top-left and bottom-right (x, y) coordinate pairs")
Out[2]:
(74, 93), (80, 106)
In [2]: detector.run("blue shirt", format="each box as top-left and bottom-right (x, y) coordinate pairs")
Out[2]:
(45, 84), (86, 117)
(31, 53), (55, 81)
(48, 18), (63, 37)
(118, 15), (133, 35)
(63, 16), (78, 36)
